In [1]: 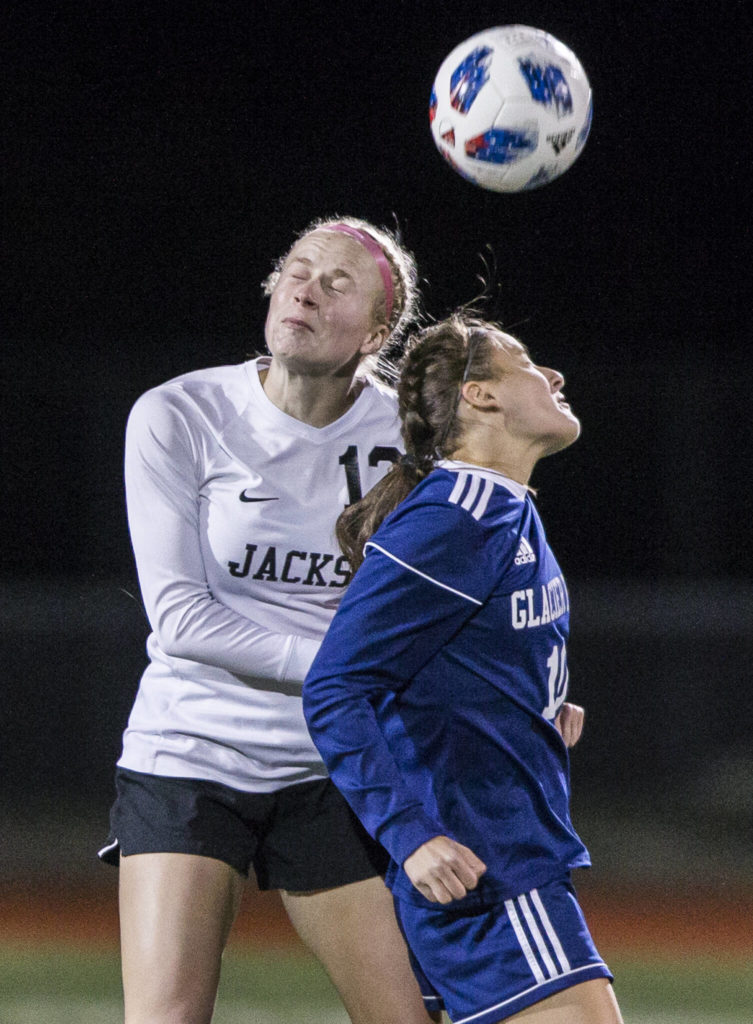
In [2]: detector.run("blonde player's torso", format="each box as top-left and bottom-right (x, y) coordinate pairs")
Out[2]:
(119, 357), (402, 792)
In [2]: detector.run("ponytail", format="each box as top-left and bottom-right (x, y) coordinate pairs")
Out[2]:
(337, 312), (500, 571)
(336, 455), (433, 571)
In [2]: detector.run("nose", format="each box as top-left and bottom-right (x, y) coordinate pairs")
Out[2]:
(294, 279), (319, 308)
(540, 366), (564, 392)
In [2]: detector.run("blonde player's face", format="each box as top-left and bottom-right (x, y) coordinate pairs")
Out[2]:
(486, 332), (581, 454)
(265, 230), (387, 376)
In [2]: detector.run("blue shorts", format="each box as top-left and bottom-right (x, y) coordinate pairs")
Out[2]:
(394, 876), (613, 1023)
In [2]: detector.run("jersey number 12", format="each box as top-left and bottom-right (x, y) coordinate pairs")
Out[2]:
(338, 445), (400, 506)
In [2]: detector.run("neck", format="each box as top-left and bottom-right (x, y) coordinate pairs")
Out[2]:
(260, 360), (362, 427)
(451, 424), (541, 486)
(451, 446), (535, 485)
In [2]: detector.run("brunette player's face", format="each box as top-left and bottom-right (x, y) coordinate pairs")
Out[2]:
(487, 333), (581, 454)
(265, 231), (387, 376)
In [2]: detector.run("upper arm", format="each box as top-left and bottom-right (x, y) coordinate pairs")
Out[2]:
(306, 502), (496, 698)
(123, 389), (210, 644)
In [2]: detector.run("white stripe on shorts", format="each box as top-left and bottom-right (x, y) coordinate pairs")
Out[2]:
(531, 887), (571, 974)
(518, 893), (559, 979)
(504, 898), (546, 984)
(505, 888), (571, 983)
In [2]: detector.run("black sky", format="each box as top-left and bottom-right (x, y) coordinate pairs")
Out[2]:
(4, 0), (752, 581)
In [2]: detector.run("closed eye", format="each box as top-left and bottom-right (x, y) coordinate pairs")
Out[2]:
(324, 276), (351, 294)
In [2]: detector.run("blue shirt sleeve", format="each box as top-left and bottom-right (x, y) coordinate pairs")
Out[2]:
(303, 498), (502, 867)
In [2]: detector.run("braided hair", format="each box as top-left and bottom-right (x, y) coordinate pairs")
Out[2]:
(337, 313), (500, 570)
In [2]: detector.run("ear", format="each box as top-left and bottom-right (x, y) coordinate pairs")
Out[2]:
(460, 380), (501, 411)
(360, 324), (390, 356)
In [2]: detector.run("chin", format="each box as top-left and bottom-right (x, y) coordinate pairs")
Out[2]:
(567, 416), (582, 442)
(544, 417), (581, 455)
(562, 417), (581, 446)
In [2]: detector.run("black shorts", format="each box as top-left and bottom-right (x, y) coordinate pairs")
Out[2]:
(98, 767), (389, 891)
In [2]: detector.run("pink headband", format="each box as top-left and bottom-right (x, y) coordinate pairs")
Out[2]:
(325, 223), (394, 324)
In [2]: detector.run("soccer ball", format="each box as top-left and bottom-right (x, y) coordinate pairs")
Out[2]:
(429, 25), (592, 192)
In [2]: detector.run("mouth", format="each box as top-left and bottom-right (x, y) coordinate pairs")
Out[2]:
(282, 316), (314, 332)
(557, 397), (581, 417)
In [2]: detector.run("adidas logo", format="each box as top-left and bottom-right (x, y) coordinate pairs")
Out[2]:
(514, 537), (536, 566)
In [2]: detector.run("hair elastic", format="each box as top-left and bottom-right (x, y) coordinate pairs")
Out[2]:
(325, 223), (394, 324)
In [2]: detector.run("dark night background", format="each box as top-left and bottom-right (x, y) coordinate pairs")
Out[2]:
(2, 1), (752, 889)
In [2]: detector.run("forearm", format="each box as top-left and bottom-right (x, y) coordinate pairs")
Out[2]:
(145, 575), (319, 683)
(303, 678), (438, 855)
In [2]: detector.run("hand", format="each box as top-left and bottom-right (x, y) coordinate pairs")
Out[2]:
(555, 702), (585, 748)
(403, 836), (487, 904)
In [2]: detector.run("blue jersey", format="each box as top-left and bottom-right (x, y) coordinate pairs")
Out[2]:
(303, 462), (590, 906)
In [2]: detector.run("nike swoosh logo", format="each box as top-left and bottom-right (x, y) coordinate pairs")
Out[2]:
(239, 491), (279, 503)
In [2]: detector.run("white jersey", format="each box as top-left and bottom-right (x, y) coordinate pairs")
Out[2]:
(118, 356), (402, 792)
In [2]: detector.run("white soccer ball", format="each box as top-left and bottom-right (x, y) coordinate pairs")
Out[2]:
(429, 25), (592, 193)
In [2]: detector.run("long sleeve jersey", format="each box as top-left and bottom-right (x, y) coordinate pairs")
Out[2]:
(118, 356), (402, 792)
(303, 463), (590, 905)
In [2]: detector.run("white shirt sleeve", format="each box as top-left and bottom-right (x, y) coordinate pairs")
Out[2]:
(124, 387), (320, 684)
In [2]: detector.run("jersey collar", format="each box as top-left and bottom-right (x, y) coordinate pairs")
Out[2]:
(437, 459), (529, 501)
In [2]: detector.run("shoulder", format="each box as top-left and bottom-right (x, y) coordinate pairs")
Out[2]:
(362, 468), (522, 604)
(369, 465), (529, 573)
(404, 465), (527, 528)
(131, 362), (251, 413)
(128, 361), (256, 434)
(359, 373), (398, 407)
(351, 374), (399, 422)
